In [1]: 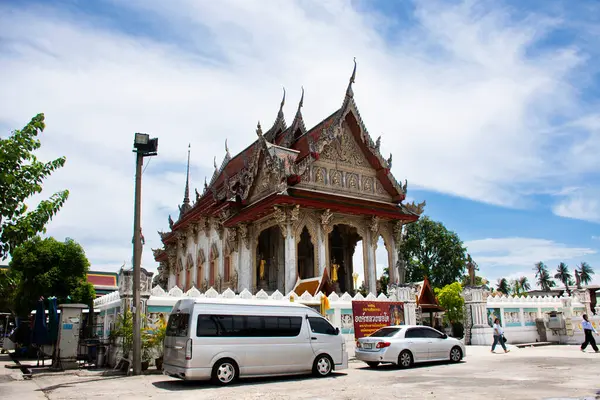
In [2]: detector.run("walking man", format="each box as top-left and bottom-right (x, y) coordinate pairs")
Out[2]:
(581, 314), (599, 353)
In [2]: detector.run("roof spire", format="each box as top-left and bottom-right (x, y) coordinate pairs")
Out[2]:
(256, 121), (263, 137)
(279, 87), (286, 117)
(225, 139), (230, 157)
(179, 144), (192, 218)
(346, 57), (357, 98)
(213, 156), (217, 170)
(299, 86), (304, 109)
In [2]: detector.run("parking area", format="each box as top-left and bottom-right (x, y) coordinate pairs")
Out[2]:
(3, 345), (600, 400)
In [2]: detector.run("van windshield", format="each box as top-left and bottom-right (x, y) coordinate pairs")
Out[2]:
(166, 313), (190, 337)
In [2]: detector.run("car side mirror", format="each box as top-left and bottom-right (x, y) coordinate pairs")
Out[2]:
(335, 327), (340, 335)
(442, 333), (448, 339)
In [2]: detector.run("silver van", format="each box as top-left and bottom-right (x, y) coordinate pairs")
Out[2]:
(163, 298), (348, 385)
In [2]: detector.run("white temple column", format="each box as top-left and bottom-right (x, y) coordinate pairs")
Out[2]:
(388, 239), (398, 285)
(168, 271), (175, 290)
(204, 235), (211, 285)
(365, 230), (377, 294)
(238, 230), (252, 291)
(218, 237), (224, 288)
(317, 224), (327, 276)
(191, 241), (198, 288)
(285, 222), (298, 294)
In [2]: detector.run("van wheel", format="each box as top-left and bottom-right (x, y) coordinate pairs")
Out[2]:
(211, 358), (238, 385)
(397, 350), (413, 368)
(450, 346), (463, 363)
(313, 354), (333, 377)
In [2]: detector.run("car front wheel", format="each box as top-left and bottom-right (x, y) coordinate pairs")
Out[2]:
(450, 346), (463, 363)
(313, 354), (333, 377)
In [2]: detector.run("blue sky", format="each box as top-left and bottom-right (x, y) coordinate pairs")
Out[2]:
(1, 0), (600, 288)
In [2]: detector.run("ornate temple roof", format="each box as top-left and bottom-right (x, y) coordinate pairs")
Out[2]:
(155, 60), (423, 253)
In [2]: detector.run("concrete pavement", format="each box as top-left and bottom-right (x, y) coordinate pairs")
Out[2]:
(0, 354), (46, 399)
(1, 346), (600, 400)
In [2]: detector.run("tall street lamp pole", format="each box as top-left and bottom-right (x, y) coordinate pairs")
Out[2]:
(132, 133), (158, 376)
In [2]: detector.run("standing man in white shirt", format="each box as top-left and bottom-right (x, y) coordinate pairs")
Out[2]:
(581, 314), (599, 353)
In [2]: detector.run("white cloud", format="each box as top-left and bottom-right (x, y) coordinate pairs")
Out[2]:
(466, 237), (596, 266)
(466, 237), (598, 286)
(1, 1), (598, 272)
(553, 187), (600, 223)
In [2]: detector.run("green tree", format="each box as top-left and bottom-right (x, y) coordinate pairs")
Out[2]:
(399, 217), (467, 288)
(378, 268), (389, 296)
(0, 268), (20, 314)
(554, 262), (572, 295)
(576, 262), (594, 285)
(9, 236), (94, 316)
(496, 278), (510, 295)
(533, 262), (556, 291)
(460, 274), (487, 287)
(0, 113), (69, 260)
(434, 282), (464, 323)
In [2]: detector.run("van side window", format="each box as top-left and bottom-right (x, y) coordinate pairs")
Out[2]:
(196, 314), (302, 337)
(196, 315), (218, 337)
(166, 313), (190, 337)
(308, 317), (337, 335)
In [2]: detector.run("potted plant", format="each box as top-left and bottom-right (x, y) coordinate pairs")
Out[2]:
(141, 333), (152, 371)
(110, 310), (134, 371)
(152, 318), (167, 370)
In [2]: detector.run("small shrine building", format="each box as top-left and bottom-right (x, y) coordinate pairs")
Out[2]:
(152, 62), (425, 296)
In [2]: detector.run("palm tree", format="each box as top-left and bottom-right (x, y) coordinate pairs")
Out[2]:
(510, 279), (521, 295)
(554, 262), (572, 295)
(534, 261), (546, 278)
(577, 262), (595, 286)
(496, 278), (510, 295)
(518, 276), (531, 292)
(533, 262), (556, 291)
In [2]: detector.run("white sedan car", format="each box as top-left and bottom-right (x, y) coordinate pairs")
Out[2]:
(355, 325), (466, 368)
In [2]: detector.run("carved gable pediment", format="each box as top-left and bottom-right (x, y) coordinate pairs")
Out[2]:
(299, 122), (393, 202)
(320, 124), (370, 168)
(247, 144), (296, 203)
(248, 156), (272, 201)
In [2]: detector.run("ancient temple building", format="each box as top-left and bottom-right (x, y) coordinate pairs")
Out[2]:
(152, 62), (425, 295)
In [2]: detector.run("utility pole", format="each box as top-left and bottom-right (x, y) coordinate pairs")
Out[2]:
(132, 150), (143, 376)
(132, 133), (158, 376)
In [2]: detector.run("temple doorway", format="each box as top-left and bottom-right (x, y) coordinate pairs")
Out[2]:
(256, 226), (285, 292)
(297, 227), (316, 279)
(329, 225), (362, 294)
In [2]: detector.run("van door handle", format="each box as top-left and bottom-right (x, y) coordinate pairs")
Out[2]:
(311, 337), (317, 340)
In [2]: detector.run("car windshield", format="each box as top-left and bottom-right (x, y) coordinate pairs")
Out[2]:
(369, 327), (402, 337)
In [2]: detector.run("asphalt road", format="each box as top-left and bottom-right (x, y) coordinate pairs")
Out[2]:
(3, 345), (600, 400)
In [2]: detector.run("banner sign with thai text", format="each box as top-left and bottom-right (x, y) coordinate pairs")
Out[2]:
(351, 301), (405, 339)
